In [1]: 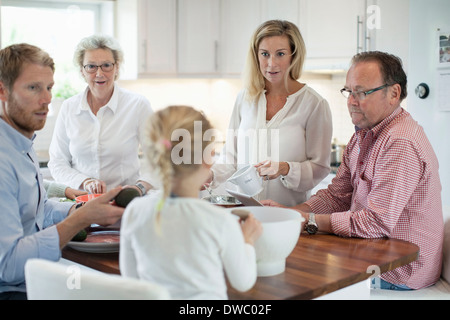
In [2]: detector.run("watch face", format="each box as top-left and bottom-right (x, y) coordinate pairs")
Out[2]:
(306, 223), (318, 235)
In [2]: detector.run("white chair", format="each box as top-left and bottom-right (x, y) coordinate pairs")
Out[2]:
(25, 258), (170, 300)
(370, 205), (450, 300)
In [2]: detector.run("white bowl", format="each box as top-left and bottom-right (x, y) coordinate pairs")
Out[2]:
(229, 206), (304, 277)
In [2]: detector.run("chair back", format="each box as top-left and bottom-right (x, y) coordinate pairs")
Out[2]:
(25, 258), (170, 300)
(442, 205), (450, 283)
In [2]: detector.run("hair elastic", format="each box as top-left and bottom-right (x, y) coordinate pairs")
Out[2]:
(160, 139), (172, 150)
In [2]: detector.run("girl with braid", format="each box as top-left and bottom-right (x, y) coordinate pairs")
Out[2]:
(120, 106), (262, 299)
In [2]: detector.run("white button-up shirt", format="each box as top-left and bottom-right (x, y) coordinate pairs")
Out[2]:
(212, 85), (332, 207)
(48, 84), (153, 190)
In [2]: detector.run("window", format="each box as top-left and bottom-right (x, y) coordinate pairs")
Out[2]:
(1, 0), (114, 99)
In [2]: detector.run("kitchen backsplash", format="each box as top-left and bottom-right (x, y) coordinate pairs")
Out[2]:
(34, 74), (395, 158)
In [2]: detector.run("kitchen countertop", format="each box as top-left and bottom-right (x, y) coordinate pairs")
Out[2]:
(62, 233), (419, 300)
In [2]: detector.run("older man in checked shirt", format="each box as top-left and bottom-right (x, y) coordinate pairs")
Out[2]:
(263, 51), (444, 290)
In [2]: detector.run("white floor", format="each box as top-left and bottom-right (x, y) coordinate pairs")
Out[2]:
(316, 277), (450, 300)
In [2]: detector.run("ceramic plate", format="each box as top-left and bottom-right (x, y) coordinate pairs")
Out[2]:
(67, 231), (120, 253)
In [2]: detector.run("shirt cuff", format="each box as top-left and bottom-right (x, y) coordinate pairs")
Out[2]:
(46, 182), (67, 198)
(330, 211), (352, 237)
(306, 195), (332, 215)
(280, 161), (299, 189)
(43, 201), (73, 228)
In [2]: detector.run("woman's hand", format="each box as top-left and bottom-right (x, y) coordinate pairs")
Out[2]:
(64, 187), (88, 200)
(254, 160), (289, 180)
(83, 178), (107, 194)
(260, 199), (286, 208)
(123, 181), (152, 196)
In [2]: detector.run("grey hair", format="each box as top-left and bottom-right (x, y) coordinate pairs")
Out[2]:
(74, 34), (123, 80)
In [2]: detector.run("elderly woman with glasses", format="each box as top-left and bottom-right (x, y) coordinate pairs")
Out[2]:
(49, 35), (153, 196)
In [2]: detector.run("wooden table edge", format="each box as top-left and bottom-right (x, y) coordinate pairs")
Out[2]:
(288, 239), (420, 300)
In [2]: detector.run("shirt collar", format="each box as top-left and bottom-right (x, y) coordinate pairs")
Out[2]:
(355, 106), (403, 138)
(0, 117), (34, 154)
(79, 83), (119, 114)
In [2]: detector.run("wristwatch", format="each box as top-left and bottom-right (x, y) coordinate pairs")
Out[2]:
(75, 202), (84, 210)
(135, 182), (146, 196)
(305, 212), (318, 235)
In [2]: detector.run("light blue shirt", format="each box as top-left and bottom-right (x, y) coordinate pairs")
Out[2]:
(0, 118), (73, 293)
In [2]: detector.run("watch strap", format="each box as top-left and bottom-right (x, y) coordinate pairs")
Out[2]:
(135, 182), (146, 195)
(75, 202), (84, 210)
(305, 212), (318, 235)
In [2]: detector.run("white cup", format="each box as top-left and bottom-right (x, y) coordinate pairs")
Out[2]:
(227, 165), (263, 196)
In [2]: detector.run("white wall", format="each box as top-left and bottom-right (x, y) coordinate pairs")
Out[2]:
(408, 0), (450, 208)
(117, 75), (354, 145)
(33, 74), (354, 163)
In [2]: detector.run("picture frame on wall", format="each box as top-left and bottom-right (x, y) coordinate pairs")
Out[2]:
(438, 28), (450, 68)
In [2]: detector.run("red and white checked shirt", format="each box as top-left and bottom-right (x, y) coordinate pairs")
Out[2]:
(306, 107), (444, 289)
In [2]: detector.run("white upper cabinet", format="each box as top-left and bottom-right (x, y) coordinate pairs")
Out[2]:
(220, 0), (301, 75)
(121, 0), (408, 78)
(135, 0), (303, 77)
(261, 0), (300, 23)
(138, 0), (177, 75)
(369, 0), (409, 69)
(300, 0), (409, 72)
(220, 0), (261, 75)
(177, 0), (220, 75)
(300, 0), (366, 72)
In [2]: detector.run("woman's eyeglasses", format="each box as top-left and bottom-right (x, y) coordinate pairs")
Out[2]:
(83, 62), (115, 73)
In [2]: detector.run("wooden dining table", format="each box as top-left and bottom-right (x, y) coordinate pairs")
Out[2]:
(62, 232), (419, 300)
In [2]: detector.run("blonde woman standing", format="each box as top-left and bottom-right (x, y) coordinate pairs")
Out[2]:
(211, 20), (333, 207)
(120, 106), (262, 300)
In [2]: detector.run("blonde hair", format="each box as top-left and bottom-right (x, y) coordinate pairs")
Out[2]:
(144, 106), (215, 227)
(243, 20), (306, 102)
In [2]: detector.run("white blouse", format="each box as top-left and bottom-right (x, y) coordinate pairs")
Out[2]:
(212, 85), (332, 207)
(120, 193), (257, 300)
(48, 84), (153, 190)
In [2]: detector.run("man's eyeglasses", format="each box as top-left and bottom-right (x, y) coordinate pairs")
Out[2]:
(83, 62), (115, 73)
(340, 84), (391, 101)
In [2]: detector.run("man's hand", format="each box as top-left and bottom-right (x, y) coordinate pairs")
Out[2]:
(57, 187), (125, 248)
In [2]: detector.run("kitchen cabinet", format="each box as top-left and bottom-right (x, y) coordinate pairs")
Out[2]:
(300, 0), (368, 72)
(301, 0), (409, 72)
(369, 0), (409, 69)
(120, 0), (408, 78)
(137, 0), (177, 76)
(177, 0), (220, 75)
(135, 0), (302, 77)
(219, 0), (260, 75)
(301, 0), (365, 59)
(220, 0), (300, 75)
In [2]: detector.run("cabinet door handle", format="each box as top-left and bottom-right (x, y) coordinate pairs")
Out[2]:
(141, 39), (147, 72)
(214, 40), (219, 72)
(356, 15), (363, 53)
